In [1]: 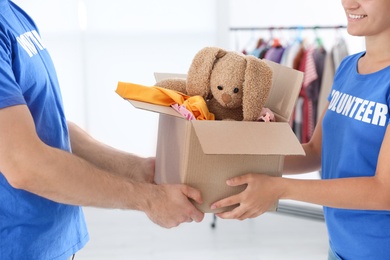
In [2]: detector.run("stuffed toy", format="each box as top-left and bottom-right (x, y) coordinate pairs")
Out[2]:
(155, 46), (274, 121)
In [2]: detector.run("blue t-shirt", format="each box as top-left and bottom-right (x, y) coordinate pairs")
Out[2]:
(0, 1), (89, 259)
(323, 51), (390, 259)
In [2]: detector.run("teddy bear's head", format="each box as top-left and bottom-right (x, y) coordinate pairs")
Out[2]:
(155, 46), (273, 121)
(186, 47), (273, 121)
(209, 51), (246, 111)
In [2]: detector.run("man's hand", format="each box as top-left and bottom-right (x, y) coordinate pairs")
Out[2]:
(144, 184), (205, 228)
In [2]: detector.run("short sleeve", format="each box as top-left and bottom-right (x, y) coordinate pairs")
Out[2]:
(0, 28), (26, 109)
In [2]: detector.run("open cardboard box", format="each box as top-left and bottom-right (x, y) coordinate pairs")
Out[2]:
(118, 60), (305, 213)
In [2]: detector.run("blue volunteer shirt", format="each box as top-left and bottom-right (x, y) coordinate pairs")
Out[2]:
(0, 1), (89, 259)
(322, 51), (390, 259)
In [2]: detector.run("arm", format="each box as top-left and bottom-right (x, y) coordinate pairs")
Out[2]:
(67, 121), (154, 183)
(282, 104), (325, 174)
(279, 124), (390, 209)
(0, 105), (204, 228)
(211, 105), (390, 219)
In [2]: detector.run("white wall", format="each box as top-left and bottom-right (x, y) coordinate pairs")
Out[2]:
(13, 0), (219, 157)
(12, 0), (365, 157)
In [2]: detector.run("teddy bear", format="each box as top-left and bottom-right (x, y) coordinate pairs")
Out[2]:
(155, 46), (274, 121)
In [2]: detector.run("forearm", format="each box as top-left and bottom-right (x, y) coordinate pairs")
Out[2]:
(282, 128), (390, 210)
(0, 106), (204, 228)
(279, 176), (390, 210)
(8, 141), (152, 210)
(68, 121), (153, 182)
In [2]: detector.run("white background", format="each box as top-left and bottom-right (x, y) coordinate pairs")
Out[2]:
(12, 0), (365, 157)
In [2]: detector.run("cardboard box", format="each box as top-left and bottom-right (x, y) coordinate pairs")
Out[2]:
(122, 60), (305, 213)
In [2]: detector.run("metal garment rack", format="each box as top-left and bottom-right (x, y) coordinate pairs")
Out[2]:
(230, 25), (347, 49)
(229, 25), (347, 31)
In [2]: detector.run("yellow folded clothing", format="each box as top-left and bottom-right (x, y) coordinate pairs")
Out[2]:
(116, 82), (215, 120)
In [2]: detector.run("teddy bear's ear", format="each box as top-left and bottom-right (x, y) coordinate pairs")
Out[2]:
(186, 47), (227, 98)
(242, 56), (273, 121)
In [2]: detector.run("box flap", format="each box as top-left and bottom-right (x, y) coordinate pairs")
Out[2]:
(127, 100), (185, 118)
(263, 59), (304, 122)
(191, 120), (305, 155)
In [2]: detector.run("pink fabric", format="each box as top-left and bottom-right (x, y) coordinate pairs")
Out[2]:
(171, 104), (196, 120)
(302, 46), (318, 88)
(171, 103), (275, 122)
(257, 107), (275, 122)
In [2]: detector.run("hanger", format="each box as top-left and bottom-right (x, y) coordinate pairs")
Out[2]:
(239, 29), (262, 54)
(292, 26), (304, 44)
(313, 26), (324, 48)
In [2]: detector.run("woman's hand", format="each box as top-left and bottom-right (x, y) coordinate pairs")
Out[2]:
(211, 173), (284, 220)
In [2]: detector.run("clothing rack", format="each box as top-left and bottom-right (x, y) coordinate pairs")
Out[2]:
(230, 25), (347, 31)
(230, 25), (348, 53)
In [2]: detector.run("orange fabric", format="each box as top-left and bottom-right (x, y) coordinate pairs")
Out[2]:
(116, 82), (215, 120)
